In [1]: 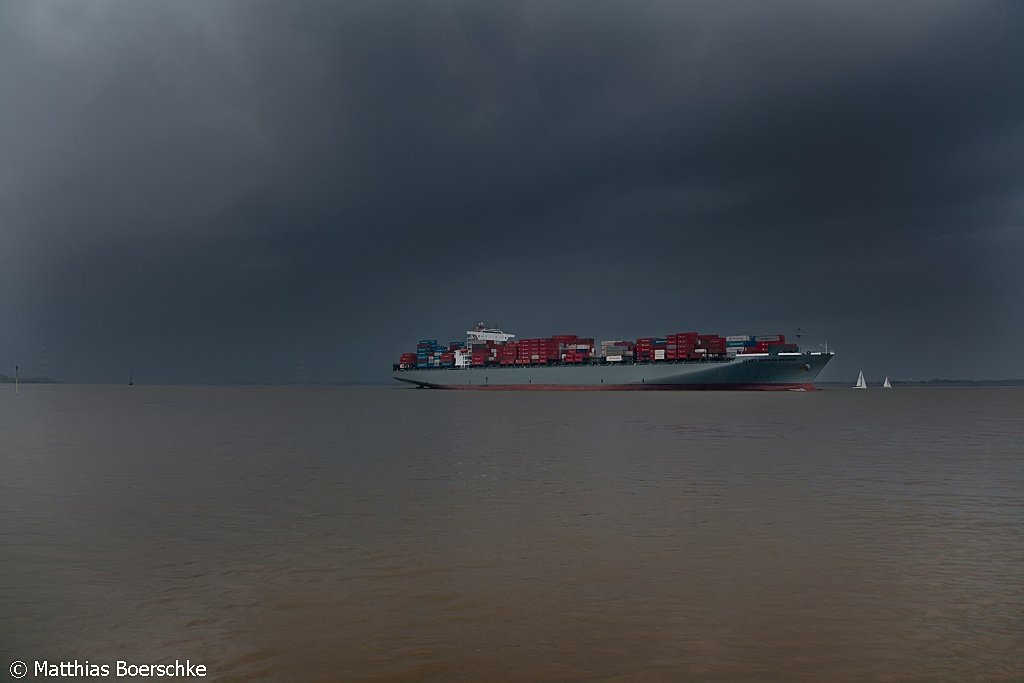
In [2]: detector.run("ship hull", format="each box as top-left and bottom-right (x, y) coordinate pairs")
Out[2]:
(394, 353), (833, 390)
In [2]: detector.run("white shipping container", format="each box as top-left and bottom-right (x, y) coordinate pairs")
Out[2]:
(606, 355), (623, 362)
(726, 335), (754, 342)
(654, 350), (666, 359)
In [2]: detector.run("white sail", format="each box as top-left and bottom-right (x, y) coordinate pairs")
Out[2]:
(883, 376), (892, 388)
(855, 370), (867, 389)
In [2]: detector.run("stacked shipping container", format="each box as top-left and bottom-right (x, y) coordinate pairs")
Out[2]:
(419, 341), (466, 367)
(726, 334), (793, 354)
(600, 340), (634, 362)
(668, 332), (698, 360)
(398, 329), (798, 367)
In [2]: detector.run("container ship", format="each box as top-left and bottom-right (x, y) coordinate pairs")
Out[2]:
(393, 324), (833, 391)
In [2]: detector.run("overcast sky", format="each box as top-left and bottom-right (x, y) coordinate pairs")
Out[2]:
(1, 1), (1021, 383)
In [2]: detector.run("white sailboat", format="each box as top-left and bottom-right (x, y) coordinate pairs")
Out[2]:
(855, 370), (867, 389)
(883, 376), (892, 388)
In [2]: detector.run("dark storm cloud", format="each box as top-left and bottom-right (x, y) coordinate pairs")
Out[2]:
(1, 1), (1021, 382)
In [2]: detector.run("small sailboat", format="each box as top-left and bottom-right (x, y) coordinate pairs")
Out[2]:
(883, 376), (892, 388)
(854, 370), (867, 389)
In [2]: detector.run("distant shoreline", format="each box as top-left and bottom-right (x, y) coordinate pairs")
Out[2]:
(819, 379), (1024, 387)
(0, 376), (59, 384)
(5, 378), (1024, 387)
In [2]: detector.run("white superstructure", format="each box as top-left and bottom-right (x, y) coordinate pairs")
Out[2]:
(466, 323), (516, 345)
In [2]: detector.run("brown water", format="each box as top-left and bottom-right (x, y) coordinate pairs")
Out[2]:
(1, 385), (1021, 682)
